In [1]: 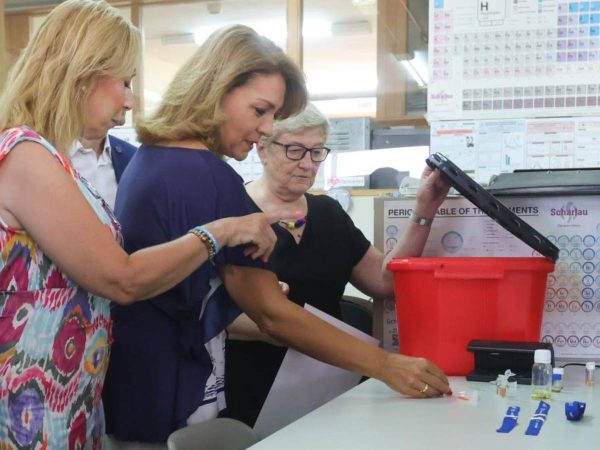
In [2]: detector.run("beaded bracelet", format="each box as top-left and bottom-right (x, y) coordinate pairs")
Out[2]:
(189, 225), (220, 260)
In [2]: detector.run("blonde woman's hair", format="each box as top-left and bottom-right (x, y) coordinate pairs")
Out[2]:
(137, 24), (307, 153)
(263, 102), (330, 146)
(0, 0), (141, 154)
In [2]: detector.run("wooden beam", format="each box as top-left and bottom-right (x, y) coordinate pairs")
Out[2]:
(130, 0), (145, 117)
(377, 117), (428, 128)
(0, 0), (6, 89)
(286, 0), (303, 68)
(376, 0), (408, 122)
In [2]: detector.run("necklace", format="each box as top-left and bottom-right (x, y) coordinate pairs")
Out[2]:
(279, 217), (306, 241)
(279, 208), (307, 230)
(277, 208), (306, 241)
(279, 217), (306, 230)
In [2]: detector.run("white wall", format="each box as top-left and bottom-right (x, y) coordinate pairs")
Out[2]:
(344, 194), (377, 300)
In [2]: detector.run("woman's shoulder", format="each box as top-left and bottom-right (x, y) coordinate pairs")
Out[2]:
(0, 126), (70, 171)
(131, 145), (244, 192)
(1, 126), (48, 152)
(138, 145), (237, 172)
(203, 152), (245, 185)
(306, 193), (352, 227)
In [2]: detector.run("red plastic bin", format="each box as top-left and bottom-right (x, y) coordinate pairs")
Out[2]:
(387, 257), (555, 375)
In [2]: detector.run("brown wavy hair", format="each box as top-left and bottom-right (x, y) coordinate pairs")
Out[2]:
(136, 24), (307, 154)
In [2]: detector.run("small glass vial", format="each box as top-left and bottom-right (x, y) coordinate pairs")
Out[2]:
(585, 362), (595, 387)
(496, 383), (507, 397)
(552, 367), (564, 392)
(531, 349), (552, 397)
(495, 369), (516, 397)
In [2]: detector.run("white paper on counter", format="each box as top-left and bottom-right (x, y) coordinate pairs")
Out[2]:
(253, 303), (379, 439)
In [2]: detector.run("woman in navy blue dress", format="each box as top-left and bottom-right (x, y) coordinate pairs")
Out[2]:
(102, 25), (450, 445)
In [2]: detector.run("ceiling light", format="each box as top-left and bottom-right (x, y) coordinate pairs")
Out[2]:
(331, 19), (370, 35)
(206, 1), (222, 14)
(161, 33), (196, 46)
(195, 20), (286, 45)
(194, 18), (332, 46)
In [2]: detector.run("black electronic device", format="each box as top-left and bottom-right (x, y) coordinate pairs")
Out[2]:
(466, 340), (554, 384)
(425, 152), (559, 262)
(488, 167), (600, 196)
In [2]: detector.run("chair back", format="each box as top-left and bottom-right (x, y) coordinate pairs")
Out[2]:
(340, 295), (373, 336)
(167, 418), (260, 450)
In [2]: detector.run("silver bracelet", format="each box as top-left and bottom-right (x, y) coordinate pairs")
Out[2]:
(409, 212), (434, 226)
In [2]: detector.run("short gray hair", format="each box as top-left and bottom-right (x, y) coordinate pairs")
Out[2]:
(264, 103), (330, 145)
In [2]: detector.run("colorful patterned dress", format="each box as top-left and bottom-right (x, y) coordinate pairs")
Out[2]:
(0, 127), (122, 449)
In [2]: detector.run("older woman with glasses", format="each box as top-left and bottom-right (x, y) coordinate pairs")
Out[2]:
(224, 103), (451, 427)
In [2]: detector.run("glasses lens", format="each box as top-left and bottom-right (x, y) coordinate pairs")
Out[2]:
(311, 148), (329, 161)
(285, 145), (306, 160)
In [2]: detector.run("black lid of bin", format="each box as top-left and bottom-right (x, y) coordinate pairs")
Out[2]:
(426, 152), (559, 262)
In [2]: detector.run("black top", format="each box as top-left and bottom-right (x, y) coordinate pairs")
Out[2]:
(224, 193), (371, 426)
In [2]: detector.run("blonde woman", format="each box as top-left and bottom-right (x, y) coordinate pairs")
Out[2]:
(0, 2), (275, 448)
(103, 24), (450, 445)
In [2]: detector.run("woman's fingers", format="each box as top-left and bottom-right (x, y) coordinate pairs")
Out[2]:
(379, 353), (450, 399)
(425, 360), (448, 385)
(214, 213), (276, 260)
(414, 166), (451, 215)
(243, 242), (274, 262)
(417, 370), (450, 397)
(238, 215), (276, 261)
(406, 372), (448, 398)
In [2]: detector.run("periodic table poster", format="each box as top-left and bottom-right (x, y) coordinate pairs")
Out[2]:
(428, 0), (600, 121)
(376, 196), (600, 359)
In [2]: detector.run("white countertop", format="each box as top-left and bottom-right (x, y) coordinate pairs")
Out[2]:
(249, 366), (598, 450)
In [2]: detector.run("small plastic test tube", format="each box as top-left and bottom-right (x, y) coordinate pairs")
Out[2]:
(552, 367), (564, 392)
(585, 362), (595, 387)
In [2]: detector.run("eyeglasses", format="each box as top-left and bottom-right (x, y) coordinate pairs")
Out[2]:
(271, 141), (331, 162)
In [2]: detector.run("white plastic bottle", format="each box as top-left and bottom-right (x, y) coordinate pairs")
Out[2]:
(531, 349), (552, 395)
